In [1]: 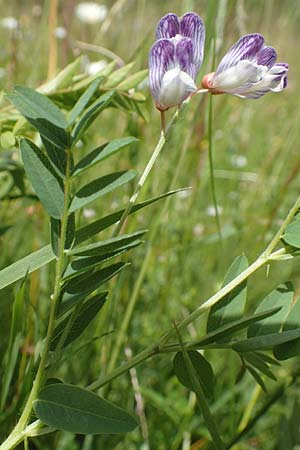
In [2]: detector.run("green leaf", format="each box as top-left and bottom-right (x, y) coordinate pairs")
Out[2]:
(69, 230), (146, 257)
(233, 329), (300, 353)
(68, 77), (102, 126)
(20, 139), (64, 219)
(246, 365), (267, 392)
(196, 307), (281, 347)
(243, 353), (276, 381)
(104, 62), (135, 88)
(0, 245), (55, 291)
(38, 57), (82, 95)
(74, 188), (187, 245)
(283, 220), (300, 248)
(282, 295), (300, 331)
(51, 214), (75, 255)
(117, 69), (148, 91)
(7, 85), (69, 148)
(0, 190), (186, 291)
(69, 170), (136, 213)
(247, 283), (293, 337)
(33, 383), (138, 434)
(173, 351), (215, 398)
(71, 90), (115, 144)
(42, 137), (67, 178)
(111, 91), (147, 120)
(273, 337), (300, 361)
(63, 241), (142, 281)
(51, 292), (108, 350)
(72, 137), (138, 177)
(62, 262), (127, 295)
(207, 255), (248, 334)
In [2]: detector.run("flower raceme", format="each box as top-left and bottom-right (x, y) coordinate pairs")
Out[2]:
(149, 12), (205, 111)
(201, 33), (288, 99)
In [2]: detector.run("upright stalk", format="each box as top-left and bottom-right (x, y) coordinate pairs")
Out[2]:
(112, 107), (182, 236)
(0, 147), (72, 450)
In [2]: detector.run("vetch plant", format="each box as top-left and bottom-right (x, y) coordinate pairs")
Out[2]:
(1, 6), (298, 450)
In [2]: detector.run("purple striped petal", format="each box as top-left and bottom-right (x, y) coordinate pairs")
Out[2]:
(175, 37), (196, 79)
(216, 33), (265, 75)
(180, 12), (205, 71)
(156, 13), (180, 39)
(256, 46), (277, 68)
(149, 39), (175, 103)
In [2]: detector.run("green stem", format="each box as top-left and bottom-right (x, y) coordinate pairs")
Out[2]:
(262, 192), (300, 256)
(112, 106), (182, 237)
(208, 93), (222, 239)
(1, 148), (72, 450)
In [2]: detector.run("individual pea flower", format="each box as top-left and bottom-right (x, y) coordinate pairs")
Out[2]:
(201, 33), (288, 99)
(149, 12), (205, 113)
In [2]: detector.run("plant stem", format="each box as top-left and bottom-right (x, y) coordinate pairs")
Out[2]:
(0, 148), (72, 450)
(262, 192), (300, 256)
(112, 107), (182, 236)
(208, 93), (222, 239)
(90, 123), (300, 395)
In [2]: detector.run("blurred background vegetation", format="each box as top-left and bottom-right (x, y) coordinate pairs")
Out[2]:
(0, 0), (300, 449)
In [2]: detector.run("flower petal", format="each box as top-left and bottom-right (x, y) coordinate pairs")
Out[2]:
(180, 12), (205, 71)
(212, 60), (266, 93)
(256, 46), (277, 68)
(156, 13), (180, 39)
(175, 37), (196, 79)
(216, 33), (265, 75)
(149, 39), (175, 103)
(159, 68), (197, 109)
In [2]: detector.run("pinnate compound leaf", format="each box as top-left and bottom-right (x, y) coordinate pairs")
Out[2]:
(20, 139), (64, 219)
(68, 77), (103, 126)
(69, 170), (136, 213)
(207, 255), (248, 334)
(0, 190), (188, 291)
(71, 90), (115, 144)
(173, 351), (214, 398)
(247, 283), (294, 338)
(0, 245), (55, 291)
(33, 383), (138, 434)
(7, 85), (69, 148)
(72, 137), (138, 177)
(51, 292), (108, 350)
(74, 188), (188, 245)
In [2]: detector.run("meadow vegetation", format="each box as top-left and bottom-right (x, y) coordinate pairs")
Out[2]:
(0, 1), (300, 449)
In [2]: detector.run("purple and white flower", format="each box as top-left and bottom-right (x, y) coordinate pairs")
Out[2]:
(149, 12), (205, 110)
(202, 33), (288, 99)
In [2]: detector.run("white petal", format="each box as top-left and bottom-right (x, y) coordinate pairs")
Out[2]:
(212, 60), (266, 92)
(158, 68), (197, 109)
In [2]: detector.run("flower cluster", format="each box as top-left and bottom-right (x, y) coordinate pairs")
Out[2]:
(149, 13), (288, 110)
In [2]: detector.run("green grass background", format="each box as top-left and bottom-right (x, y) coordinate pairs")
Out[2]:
(0, 0), (300, 449)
